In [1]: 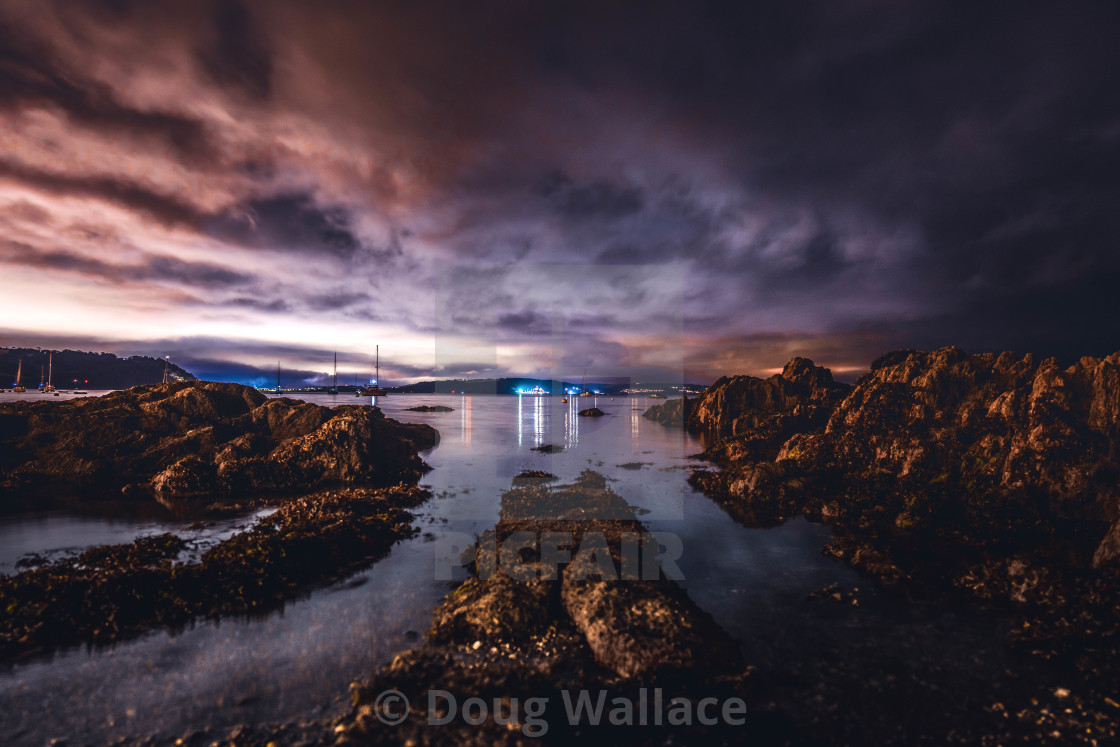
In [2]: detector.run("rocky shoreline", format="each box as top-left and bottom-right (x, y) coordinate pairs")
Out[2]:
(647, 347), (1120, 708)
(5, 369), (1120, 743)
(0, 381), (438, 512)
(0, 382), (440, 662)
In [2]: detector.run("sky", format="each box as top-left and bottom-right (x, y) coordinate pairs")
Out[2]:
(1, 1), (1119, 387)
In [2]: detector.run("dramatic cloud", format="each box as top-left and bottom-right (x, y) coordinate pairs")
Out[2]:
(1, 0), (1119, 384)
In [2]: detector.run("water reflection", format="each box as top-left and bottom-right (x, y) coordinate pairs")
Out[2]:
(533, 395), (545, 446)
(565, 397), (579, 449)
(460, 395), (472, 449)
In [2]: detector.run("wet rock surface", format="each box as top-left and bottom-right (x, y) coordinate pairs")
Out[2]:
(0, 484), (429, 662)
(578, 407), (606, 417)
(651, 347), (1120, 741)
(512, 469), (559, 485)
(0, 381), (438, 511)
(643, 357), (849, 439)
(314, 472), (768, 746)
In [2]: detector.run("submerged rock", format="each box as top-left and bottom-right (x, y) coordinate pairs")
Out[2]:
(577, 407), (605, 417)
(405, 405), (455, 412)
(512, 469), (559, 484)
(0, 381), (438, 510)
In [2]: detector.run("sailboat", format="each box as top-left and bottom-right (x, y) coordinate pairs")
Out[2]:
(12, 359), (26, 392)
(359, 345), (389, 396)
(328, 352), (339, 394)
(41, 354), (56, 393)
(578, 367), (594, 397)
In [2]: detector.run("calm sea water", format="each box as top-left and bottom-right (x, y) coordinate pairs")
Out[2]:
(0, 392), (861, 744)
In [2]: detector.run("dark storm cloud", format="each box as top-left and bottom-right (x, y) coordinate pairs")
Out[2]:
(209, 193), (362, 259)
(497, 310), (553, 337)
(306, 291), (368, 311)
(465, 1), (1120, 359)
(540, 172), (644, 221)
(0, 21), (211, 161)
(0, 159), (206, 227)
(223, 296), (290, 313)
(0, 241), (249, 287)
(144, 256), (249, 286)
(194, 0), (273, 101)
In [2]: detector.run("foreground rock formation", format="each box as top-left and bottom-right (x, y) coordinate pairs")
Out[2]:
(0, 381), (438, 510)
(648, 346), (1120, 700)
(334, 472), (768, 746)
(654, 348), (1120, 571)
(642, 357), (849, 435)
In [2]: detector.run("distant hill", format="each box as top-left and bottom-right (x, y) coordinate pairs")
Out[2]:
(1, 348), (195, 390)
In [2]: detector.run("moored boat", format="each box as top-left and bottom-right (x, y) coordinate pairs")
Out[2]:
(12, 359), (26, 392)
(41, 353), (56, 393)
(358, 345), (389, 396)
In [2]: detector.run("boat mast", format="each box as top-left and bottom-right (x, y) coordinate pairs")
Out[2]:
(276, 360), (281, 394)
(48, 354), (52, 388)
(333, 352), (338, 390)
(376, 345), (379, 387)
(15, 359), (21, 386)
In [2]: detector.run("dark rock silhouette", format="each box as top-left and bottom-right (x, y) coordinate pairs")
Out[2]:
(577, 407), (605, 417)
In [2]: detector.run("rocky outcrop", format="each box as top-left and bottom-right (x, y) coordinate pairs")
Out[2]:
(774, 348), (1120, 566)
(680, 347), (1120, 594)
(640, 393), (692, 426)
(577, 407), (605, 417)
(644, 358), (849, 443)
(0, 381), (438, 509)
(662, 347), (1120, 710)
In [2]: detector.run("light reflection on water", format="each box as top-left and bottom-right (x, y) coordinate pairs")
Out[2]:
(0, 392), (855, 745)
